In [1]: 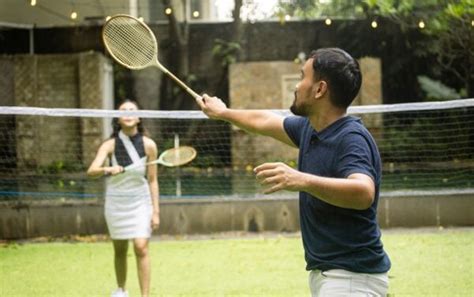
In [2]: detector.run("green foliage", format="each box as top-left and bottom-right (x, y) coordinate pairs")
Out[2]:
(382, 109), (471, 164)
(362, 0), (472, 32)
(278, 0), (472, 98)
(37, 160), (83, 174)
(417, 76), (460, 101)
(365, 0), (473, 98)
(277, 0), (365, 19)
(212, 39), (241, 67)
(277, 0), (318, 19)
(445, 0), (474, 18)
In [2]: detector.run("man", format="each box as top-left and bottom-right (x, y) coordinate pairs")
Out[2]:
(197, 48), (391, 296)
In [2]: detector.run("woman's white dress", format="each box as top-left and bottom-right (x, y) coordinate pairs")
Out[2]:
(104, 131), (152, 239)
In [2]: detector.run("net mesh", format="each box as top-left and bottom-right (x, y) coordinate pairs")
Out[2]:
(102, 15), (156, 69)
(0, 99), (473, 201)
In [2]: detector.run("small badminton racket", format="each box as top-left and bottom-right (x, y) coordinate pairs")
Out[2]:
(124, 146), (197, 172)
(102, 14), (201, 101)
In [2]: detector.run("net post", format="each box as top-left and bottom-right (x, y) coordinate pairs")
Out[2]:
(174, 133), (182, 197)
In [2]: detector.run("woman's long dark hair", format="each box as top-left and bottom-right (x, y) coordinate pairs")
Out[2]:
(109, 99), (149, 138)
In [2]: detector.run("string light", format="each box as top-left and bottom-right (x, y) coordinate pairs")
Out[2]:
(418, 20), (425, 29)
(30, 0), (37, 6)
(325, 18), (332, 26)
(371, 20), (378, 29)
(192, 11), (200, 18)
(165, 8), (172, 15)
(70, 11), (78, 20)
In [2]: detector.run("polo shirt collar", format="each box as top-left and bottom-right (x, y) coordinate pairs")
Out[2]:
(311, 115), (359, 140)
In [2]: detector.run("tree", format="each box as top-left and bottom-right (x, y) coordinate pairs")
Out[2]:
(276, 0), (473, 99)
(211, 0), (244, 100)
(276, 0), (365, 20)
(161, 0), (245, 108)
(161, 0), (192, 110)
(159, 0), (244, 163)
(363, 0), (473, 98)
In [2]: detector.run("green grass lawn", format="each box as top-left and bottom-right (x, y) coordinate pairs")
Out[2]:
(1, 228), (473, 296)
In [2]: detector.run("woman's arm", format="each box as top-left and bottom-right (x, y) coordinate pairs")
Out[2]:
(87, 139), (123, 177)
(144, 137), (160, 230)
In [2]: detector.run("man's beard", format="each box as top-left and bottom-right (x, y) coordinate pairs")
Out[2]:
(290, 92), (308, 116)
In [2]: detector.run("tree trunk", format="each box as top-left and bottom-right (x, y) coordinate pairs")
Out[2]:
(161, 0), (190, 110)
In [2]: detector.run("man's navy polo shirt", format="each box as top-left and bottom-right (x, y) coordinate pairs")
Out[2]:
(284, 115), (391, 273)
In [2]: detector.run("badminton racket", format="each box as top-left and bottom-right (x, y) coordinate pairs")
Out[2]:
(102, 14), (201, 101)
(124, 146), (197, 172)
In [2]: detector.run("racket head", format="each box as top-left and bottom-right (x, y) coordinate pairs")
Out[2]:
(158, 146), (197, 167)
(102, 14), (158, 70)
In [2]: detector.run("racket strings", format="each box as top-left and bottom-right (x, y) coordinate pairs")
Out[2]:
(161, 147), (197, 166)
(107, 22), (153, 66)
(103, 17), (156, 68)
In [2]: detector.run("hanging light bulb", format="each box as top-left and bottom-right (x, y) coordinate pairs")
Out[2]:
(418, 20), (425, 29)
(70, 11), (78, 20)
(193, 11), (200, 18)
(371, 20), (378, 29)
(165, 8), (172, 15)
(30, 0), (37, 6)
(325, 18), (332, 26)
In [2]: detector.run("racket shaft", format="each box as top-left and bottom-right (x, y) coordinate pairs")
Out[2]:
(145, 159), (162, 166)
(157, 62), (201, 100)
(124, 160), (159, 172)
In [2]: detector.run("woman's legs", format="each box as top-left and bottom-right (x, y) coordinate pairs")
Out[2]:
(112, 240), (129, 290)
(133, 238), (150, 297)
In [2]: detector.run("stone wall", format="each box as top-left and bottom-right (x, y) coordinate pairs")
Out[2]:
(78, 53), (115, 165)
(12, 52), (113, 168)
(353, 57), (383, 136)
(229, 61), (300, 169)
(228, 58), (383, 169)
(0, 57), (16, 170)
(1, 193), (472, 239)
(0, 52), (113, 199)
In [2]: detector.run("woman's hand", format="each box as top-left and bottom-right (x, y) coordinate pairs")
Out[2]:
(104, 166), (124, 176)
(151, 212), (160, 231)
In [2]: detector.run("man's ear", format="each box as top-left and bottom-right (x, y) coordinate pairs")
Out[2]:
(314, 80), (328, 99)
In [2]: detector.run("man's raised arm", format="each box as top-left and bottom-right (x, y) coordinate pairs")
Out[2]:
(197, 94), (295, 147)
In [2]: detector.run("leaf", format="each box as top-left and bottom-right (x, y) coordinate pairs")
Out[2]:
(417, 76), (460, 101)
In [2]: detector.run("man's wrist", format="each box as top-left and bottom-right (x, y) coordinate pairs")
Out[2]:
(297, 172), (312, 192)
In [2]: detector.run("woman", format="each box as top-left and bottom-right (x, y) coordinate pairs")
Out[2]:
(87, 100), (159, 297)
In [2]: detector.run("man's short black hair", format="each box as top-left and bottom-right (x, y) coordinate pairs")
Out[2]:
(309, 48), (362, 109)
